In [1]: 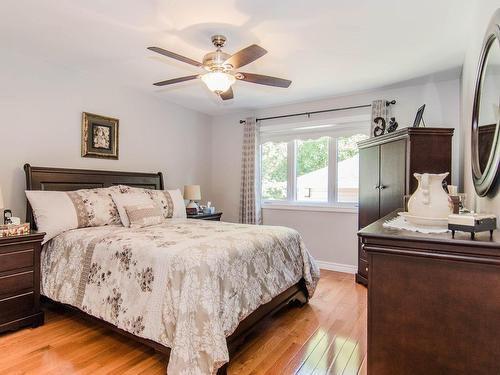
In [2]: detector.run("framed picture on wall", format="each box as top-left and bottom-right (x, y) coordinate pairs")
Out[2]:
(81, 112), (119, 159)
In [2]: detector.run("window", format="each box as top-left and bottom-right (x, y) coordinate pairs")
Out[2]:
(261, 141), (288, 200)
(296, 137), (329, 202)
(337, 134), (369, 203)
(260, 123), (369, 207)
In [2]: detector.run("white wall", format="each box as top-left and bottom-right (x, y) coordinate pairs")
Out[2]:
(0, 51), (212, 221)
(461, 2), (500, 216)
(211, 76), (460, 270)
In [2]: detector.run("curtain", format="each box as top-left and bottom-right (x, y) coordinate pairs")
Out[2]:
(239, 117), (262, 224)
(371, 99), (388, 137)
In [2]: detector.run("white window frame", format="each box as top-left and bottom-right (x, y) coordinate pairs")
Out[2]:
(260, 132), (367, 211)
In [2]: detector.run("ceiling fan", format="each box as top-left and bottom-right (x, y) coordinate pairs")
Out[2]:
(147, 35), (292, 100)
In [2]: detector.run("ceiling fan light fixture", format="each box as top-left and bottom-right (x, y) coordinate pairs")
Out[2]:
(201, 71), (235, 93)
(148, 36), (291, 100)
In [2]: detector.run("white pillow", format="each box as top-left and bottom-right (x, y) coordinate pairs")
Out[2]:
(167, 189), (187, 219)
(25, 188), (120, 243)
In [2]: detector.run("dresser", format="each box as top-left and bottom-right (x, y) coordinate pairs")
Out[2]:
(0, 232), (45, 333)
(359, 211), (500, 375)
(356, 127), (454, 285)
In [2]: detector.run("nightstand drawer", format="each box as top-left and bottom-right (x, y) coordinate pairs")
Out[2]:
(0, 249), (34, 273)
(0, 271), (34, 296)
(0, 292), (34, 324)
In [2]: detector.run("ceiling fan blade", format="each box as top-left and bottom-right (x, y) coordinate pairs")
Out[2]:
(219, 87), (234, 100)
(153, 75), (199, 86)
(224, 44), (267, 69)
(237, 72), (292, 88)
(148, 46), (202, 67)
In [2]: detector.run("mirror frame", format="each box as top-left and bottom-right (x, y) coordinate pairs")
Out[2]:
(472, 9), (500, 197)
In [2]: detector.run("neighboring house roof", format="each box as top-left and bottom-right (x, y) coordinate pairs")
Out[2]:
(297, 154), (359, 188)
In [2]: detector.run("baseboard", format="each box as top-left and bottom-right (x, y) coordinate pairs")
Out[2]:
(315, 260), (357, 274)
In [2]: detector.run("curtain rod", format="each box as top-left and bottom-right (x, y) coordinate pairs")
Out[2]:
(239, 100), (396, 124)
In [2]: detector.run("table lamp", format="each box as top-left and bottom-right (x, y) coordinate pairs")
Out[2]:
(184, 185), (201, 215)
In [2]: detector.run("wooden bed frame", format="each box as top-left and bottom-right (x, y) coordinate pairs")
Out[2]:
(24, 164), (309, 374)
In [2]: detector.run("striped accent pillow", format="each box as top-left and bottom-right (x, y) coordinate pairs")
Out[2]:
(124, 204), (165, 228)
(114, 185), (186, 219)
(146, 190), (175, 218)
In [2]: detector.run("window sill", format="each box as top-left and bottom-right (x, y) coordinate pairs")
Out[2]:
(261, 202), (358, 214)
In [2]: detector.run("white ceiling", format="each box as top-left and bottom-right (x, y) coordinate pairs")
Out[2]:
(1, 0), (475, 115)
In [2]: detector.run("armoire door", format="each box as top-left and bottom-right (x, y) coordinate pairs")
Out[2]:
(379, 140), (406, 218)
(359, 145), (380, 229)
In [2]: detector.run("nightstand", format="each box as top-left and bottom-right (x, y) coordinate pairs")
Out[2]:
(0, 232), (45, 333)
(187, 212), (223, 221)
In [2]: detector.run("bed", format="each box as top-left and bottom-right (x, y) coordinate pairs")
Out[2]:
(24, 164), (320, 375)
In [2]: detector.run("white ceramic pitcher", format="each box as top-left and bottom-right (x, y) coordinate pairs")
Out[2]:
(408, 172), (453, 218)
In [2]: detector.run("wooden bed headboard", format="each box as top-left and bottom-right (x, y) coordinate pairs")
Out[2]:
(24, 164), (164, 229)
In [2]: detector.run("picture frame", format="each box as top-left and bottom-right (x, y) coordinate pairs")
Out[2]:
(81, 112), (119, 159)
(413, 104), (426, 127)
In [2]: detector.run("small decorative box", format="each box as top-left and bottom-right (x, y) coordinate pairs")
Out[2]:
(448, 213), (496, 239)
(0, 222), (30, 237)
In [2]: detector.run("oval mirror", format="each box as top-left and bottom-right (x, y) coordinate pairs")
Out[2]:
(472, 10), (500, 196)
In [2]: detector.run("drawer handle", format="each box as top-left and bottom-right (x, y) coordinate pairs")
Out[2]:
(365, 266), (368, 272)
(379, 185), (387, 190)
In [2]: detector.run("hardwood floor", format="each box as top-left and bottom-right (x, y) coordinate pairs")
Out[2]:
(0, 270), (367, 375)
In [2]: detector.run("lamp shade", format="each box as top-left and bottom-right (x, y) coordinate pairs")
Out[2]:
(0, 186), (4, 209)
(201, 72), (235, 93)
(184, 185), (201, 201)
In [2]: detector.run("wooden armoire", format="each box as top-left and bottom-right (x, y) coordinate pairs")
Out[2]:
(356, 127), (454, 285)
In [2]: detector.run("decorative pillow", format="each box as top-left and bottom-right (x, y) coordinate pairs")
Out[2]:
(165, 189), (187, 219)
(147, 188), (186, 219)
(110, 189), (154, 227)
(113, 185), (186, 220)
(25, 187), (120, 243)
(144, 189), (174, 218)
(125, 204), (165, 228)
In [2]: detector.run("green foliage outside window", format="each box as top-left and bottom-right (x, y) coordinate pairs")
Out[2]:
(337, 134), (368, 161)
(261, 133), (368, 200)
(261, 142), (287, 183)
(261, 142), (287, 199)
(296, 137), (328, 177)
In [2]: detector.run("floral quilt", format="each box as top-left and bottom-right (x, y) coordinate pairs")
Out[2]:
(41, 219), (320, 375)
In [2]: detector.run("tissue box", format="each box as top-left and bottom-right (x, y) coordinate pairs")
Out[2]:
(0, 222), (30, 237)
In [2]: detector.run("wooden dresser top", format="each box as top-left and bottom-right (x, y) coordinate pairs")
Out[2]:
(357, 127), (454, 149)
(358, 210), (500, 258)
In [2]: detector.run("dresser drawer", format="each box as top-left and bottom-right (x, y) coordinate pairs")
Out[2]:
(0, 292), (34, 324)
(0, 271), (34, 297)
(0, 249), (34, 273)
(358, 259), (369, 277)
